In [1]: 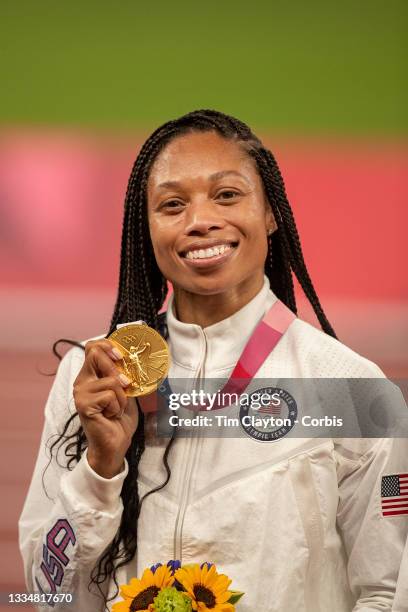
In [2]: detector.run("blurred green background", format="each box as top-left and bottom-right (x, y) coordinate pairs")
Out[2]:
(1, 0), (406, 134)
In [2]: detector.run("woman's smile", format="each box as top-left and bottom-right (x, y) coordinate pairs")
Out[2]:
(179, 239), (239, 268)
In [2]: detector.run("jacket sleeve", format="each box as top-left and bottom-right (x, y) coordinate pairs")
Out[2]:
(335, 437), (408, 612)
(393, 533), (408, 612)
(18, 347), (128, 610)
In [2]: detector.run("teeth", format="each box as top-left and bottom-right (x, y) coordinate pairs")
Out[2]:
(185, 244), (232, 259)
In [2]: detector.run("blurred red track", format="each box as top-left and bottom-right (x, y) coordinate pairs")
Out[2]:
(0, 133), (406, 298)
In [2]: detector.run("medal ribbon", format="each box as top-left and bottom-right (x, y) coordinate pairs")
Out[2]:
(211, 299), (296, 408)
(140, 299), (295, 413)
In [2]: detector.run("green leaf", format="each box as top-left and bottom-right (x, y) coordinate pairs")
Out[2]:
(228, 590), (245, 604)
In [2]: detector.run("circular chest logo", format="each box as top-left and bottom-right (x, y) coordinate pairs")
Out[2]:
(239, 387), (297, 442)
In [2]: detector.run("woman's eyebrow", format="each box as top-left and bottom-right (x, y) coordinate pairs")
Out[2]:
(156, 180), (184, 191)
(156, 170), (251, 191)
(209, 170), (251, 184)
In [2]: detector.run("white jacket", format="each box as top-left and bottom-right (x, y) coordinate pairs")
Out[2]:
(19, 277), (408, 611)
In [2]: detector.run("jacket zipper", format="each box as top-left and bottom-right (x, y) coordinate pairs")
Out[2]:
(173, 329), (207, 563)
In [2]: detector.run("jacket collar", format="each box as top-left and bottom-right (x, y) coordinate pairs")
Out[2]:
(166, 275), (277, 373)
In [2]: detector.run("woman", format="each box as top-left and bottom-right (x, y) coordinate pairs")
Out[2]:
(19, 110), (407, 611)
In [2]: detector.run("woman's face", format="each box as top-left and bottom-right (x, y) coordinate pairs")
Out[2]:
(147, 130), (275, 297)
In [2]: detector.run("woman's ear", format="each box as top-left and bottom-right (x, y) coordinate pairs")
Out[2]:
(265, 205), (277, 236)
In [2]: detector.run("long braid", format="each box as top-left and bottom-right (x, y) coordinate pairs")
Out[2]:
(254, 147), (336, 336)
(48, 109), (336, 610)
(265, 231), (296, 312)
(109, 127), (181, 332)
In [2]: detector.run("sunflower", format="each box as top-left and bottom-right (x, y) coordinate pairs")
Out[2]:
(174, 564), (234, 612)
(112, 565), (174, 612)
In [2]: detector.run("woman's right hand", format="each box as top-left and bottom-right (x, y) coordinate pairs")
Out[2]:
(73, 339), (139, 478)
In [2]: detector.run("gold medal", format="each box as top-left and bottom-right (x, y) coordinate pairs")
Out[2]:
(108, 323), (170, 397)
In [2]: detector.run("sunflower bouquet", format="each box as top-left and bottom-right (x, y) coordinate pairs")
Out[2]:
(112, 560), (244, 612)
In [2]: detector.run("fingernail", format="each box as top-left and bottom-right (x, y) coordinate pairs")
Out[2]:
(119, 373), (131, 387)
(110, 347), (123, 360)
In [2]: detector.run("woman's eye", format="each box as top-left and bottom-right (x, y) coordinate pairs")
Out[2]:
(161, 200), (184, 211)
(216, 190), (240, 200)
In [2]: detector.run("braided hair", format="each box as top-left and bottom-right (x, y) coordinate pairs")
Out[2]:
(49, 109), (336, 608)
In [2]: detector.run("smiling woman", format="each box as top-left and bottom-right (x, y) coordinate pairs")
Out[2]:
(147, 131), (276, 327)
(18, 110), (407, 612)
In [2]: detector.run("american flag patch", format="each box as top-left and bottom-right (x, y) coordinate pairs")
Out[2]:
(257, 401), (281, 415)
(381, 473), (408, 517)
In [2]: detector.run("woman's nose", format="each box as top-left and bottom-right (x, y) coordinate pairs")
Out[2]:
(183, 199), (226, 235)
